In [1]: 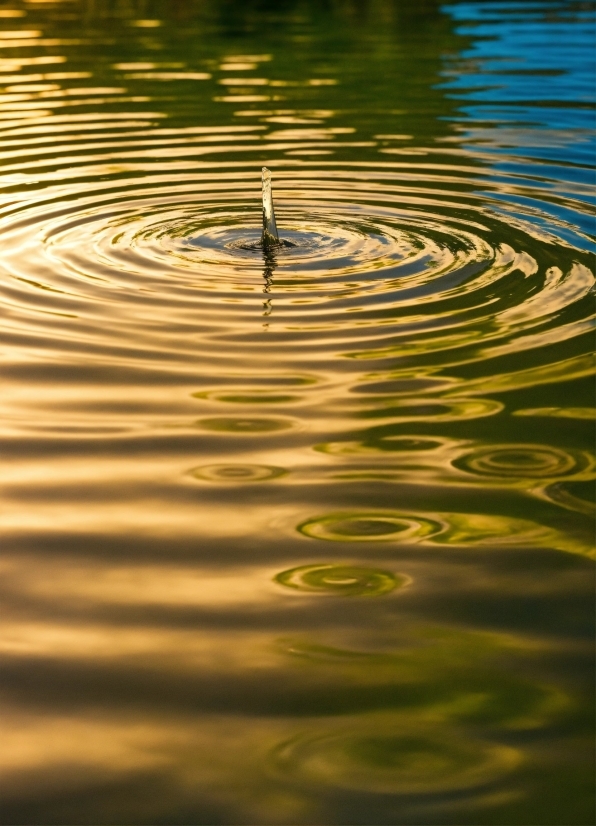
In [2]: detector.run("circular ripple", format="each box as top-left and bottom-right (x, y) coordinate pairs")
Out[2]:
(274, 564), (406, 596)
(158, 209), (487, 288)
(298, 512), (444, 542)
(454, 445), (583, 479)
(315, 436), (449, 455)
(192, 390), (299, 404)
(195, 416), (293, 434)
(189, 464), (285, 483)
(270, 728), (520, 794)
(3, 165), (593, 402)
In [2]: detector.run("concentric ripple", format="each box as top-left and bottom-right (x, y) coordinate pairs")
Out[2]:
(274, 564), (406, 596)
(117, 203), (496, 288)
(298, 512), (445, 542)
(2, 165), (594, 420)
(189, 464), (285, 483)
(270, 727), (521, 794)
(453, 445), (591, 480)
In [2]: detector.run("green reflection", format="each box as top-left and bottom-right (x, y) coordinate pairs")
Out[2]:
(278, 627), (573, 730)
(514, 407), (596, 420)
(271, 725), (521, 794)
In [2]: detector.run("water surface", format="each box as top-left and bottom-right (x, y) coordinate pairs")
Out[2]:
(1, 1), (594, 823)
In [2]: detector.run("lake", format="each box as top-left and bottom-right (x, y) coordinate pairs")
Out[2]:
(1, 0), (594, 823)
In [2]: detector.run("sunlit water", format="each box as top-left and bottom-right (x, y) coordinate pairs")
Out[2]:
(1, 1), (594, 823)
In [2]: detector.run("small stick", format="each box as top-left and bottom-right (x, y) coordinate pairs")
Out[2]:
(261, 167), (279, 246)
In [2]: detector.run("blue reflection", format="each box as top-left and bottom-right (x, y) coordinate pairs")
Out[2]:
(440, 1), (596, 250)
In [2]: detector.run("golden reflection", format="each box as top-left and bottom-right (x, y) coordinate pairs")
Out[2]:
(0, 624), (580, 822)
(220, 63), (259, 71)
(0, 2), (594, 822)
(123, 72), (211, 81)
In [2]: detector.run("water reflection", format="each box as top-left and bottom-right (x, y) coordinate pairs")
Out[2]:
(0, 0), (594, 823)
(262, 244), (276, 322)
(274, 564), (408, 596)
(270, 726), (522, 794)
(189, 463), (286, 483)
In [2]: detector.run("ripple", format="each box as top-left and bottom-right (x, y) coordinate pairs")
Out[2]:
(316, 436), (449, 455)
(270, 727), (521, 794)
(536, 480), (595, 517)
(189, 464), (286, 483)
(195, 416), (293, 434)
(351, 378), (451, 395)
(362, 398), (503, 422)
(274, 564), (406, 596)
(1, 6), (595, 823)
(298, 512), (445, 542)
(3, 163), (593, 389)
(453, 445), (586, 480)
(192, 390), (299, 404)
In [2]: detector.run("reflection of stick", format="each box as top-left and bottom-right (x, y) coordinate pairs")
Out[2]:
(261, 167), (279, 246)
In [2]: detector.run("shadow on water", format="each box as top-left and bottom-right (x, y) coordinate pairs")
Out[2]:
(0, 0), (594, 824)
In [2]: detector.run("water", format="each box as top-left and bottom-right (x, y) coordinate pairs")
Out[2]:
(1, 1), (594, 823)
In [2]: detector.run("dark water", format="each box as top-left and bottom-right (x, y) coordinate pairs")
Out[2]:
(1, 1), (594, 823)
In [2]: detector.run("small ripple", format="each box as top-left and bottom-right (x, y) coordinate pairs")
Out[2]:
(274, 564), (406, 596)
(189, 464), (286, 483)
(298, 512), (445, 542)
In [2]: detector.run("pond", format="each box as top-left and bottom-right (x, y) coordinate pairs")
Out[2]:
(1, 1), (594, 823)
